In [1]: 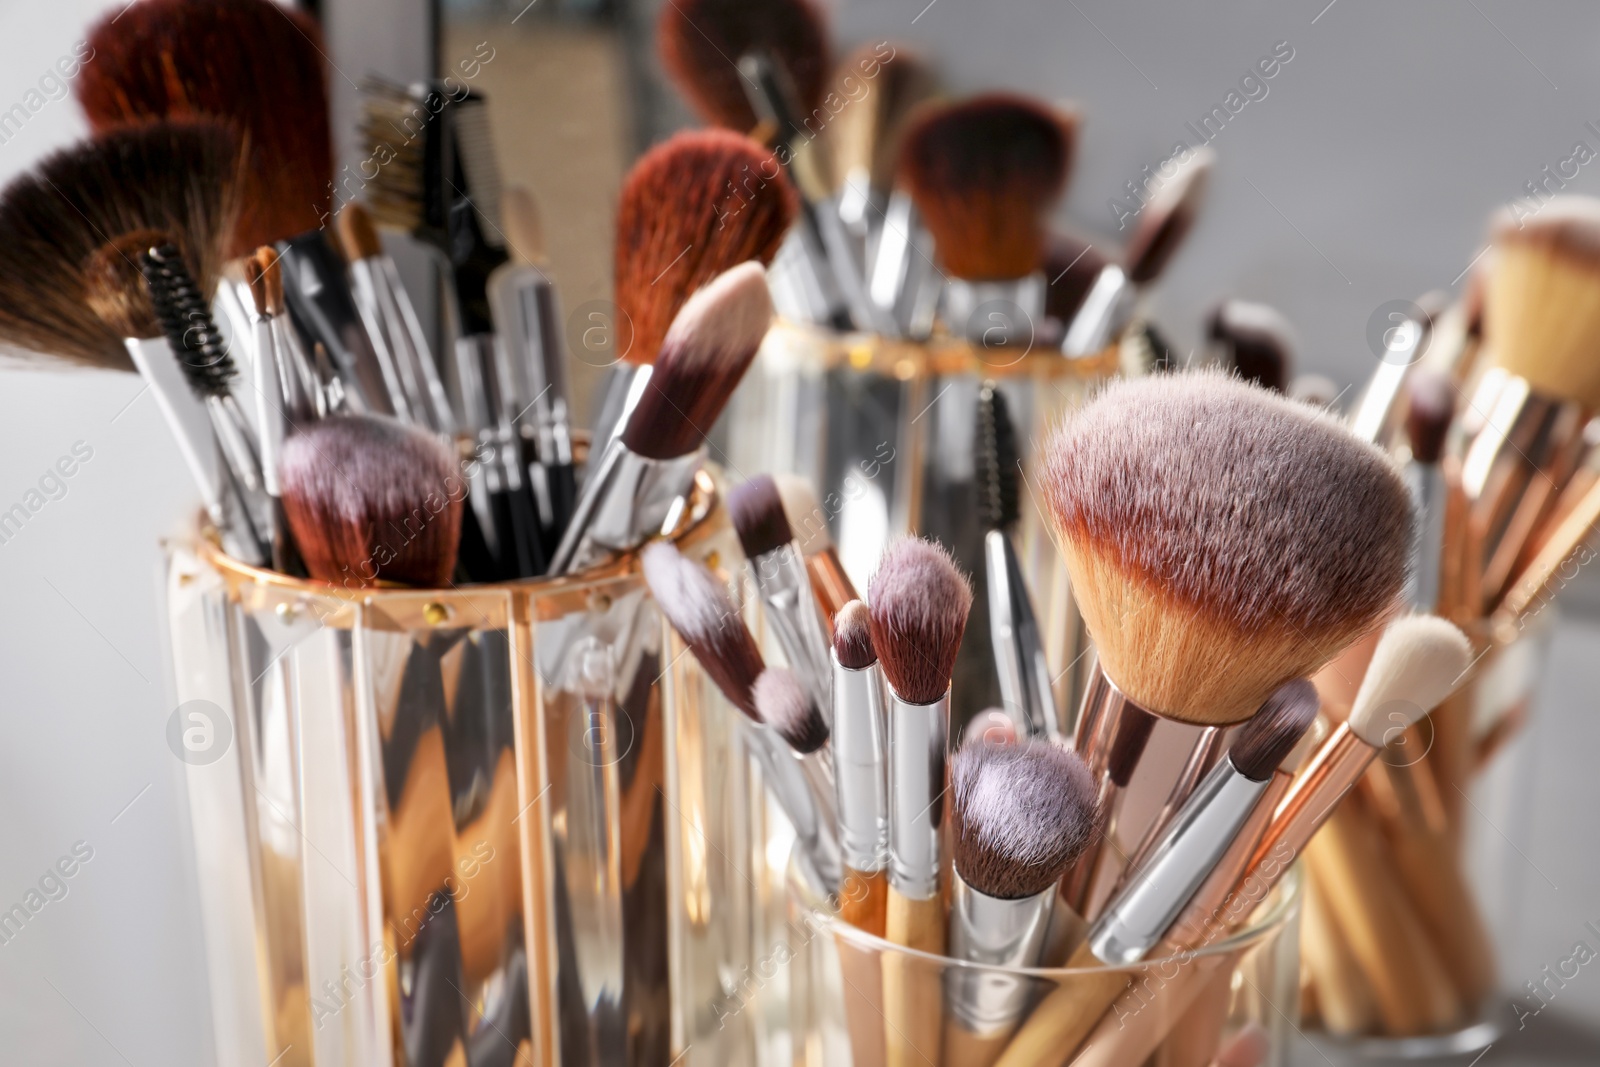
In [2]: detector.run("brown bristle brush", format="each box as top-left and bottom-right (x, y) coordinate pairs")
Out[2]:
(612, 130), (797, 367)
(1042, 370), (1412, 726)
(277, 415), (462, 587)
(657, 0), (830, 133)
(898, 94), (1075, 283)
(0, 120), (240, 370)
(867, 535), (973, 1067)
(78, 0), (333, 258)
(1207, 299), (1294, 393)
(1044, 231), (1110, 327)
(639, 541), (841, 890)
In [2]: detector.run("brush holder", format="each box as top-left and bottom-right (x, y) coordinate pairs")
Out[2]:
(163, 467), (782, 1067)
(1299, 609), (1557, 1056)
(773, 853), (1301, 1067)
(719, 321), (1120, 734)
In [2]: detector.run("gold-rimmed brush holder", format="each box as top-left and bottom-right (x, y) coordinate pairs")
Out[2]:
(163, 469), (785, 1066)
(719, 322), (1120, 730)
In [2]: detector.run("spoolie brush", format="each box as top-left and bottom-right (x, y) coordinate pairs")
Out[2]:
(944, 738), (1099, 1064)
(278, 414), (464, 587)
(0, 121), (240, 370)
(79, 0), (332, 257)
(898, 94), (1075, 340)
(1041, 371), (1412, 726)
(1207, 299), (1293, 393)
(553, 262), (773, 575)
(1064, 147), (1213, 357)
(640, 541), (841, 890)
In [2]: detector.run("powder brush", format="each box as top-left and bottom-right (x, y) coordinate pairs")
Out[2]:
(658, 0), (830, 134)
(1206, 299), (1293, 393)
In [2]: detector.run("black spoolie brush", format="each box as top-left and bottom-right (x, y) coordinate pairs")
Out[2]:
(977, 382), (1059, 740)
(278, 414), (464, 588)
(944, 738), (1099, 1064)
(639, 541), (840, 890)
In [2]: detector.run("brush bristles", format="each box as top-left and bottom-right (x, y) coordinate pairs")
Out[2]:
(614, 131), (796, 366)
(866, 536), (973, 704)
(1042, 371), (1412, 724)
(0, 121), (240, 370)
(1227, 679), (1319, 782)
(80, 0), (332, 256)
(358, 79), (430, 235)
(84, 231), (170, 341)
(141, 244), (236, 399)
(832, 600), (876, 670)
(640, 541), (765, 718)
(828, 43), (936, 194)
(899, 94), (1075, 280)
(1405, 367), (1455, 465)
(1348, 616), (1470, 746)
(1044, 231), (1109, 324)
(279, 415), (463, 587)
(753, 667), (829, 754)
(336, 204), (385, 262)
(1487, 196), (1600, 409)
(729, 475), (794, 558)
(658, 0), (830, 131)
(951, 738), (1098, 899)
(1208, 299), (1293, 393)
(1123, 147), (1213, 285)
(774, 474), (833, 556)
(976, 382), (1022, 530)
(621, 261), (773, 460)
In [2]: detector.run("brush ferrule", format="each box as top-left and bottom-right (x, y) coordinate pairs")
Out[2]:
(746, 720), (842, 893)
(751, 544), (834, 719)
(868, 192), (940, 339)
(251, 323), (285, 499)
(348, 257), (418, 426)
(268, 316), (319, 422)
(1247, 722), (1372, 874)
(1071, 663), (1152, 777)
(1462, 373), (1535, 497)
(985, 529), (1061, 740)
(886, 686), (948, 900)
(548, 440), (703, 575)
(946, 875), (1055, 1034)
(1061, 264), (1134, 358)
(942, 275), (1046, 347)
(278, 232), (396, 418)
(376, 255), (455, 436)
(1088, 757), (1266, 965)
(832, 651), (888, 873)
(1407, 461), (1446, 613)
(491, 266), (572, 460)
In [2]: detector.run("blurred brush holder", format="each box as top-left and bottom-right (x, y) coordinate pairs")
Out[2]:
(1300, 609), (1556, 1056)
(777, 853), (1302, 1067)
(163, 467), (780, 1067)
(720, 321), (1120, 733)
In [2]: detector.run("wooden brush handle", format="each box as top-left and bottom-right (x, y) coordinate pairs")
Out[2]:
(884, 888), (946, 1067)
(1304, 800), (1462, 1035)
(840, 868), (889, 937)
(1060, 950), (1237, 1067)
(1150, 965), (1232, 1067)
(1301, 860), (1377, 1036)
(990, 942), (1126, 1067)
(835, 918), (888, 1067)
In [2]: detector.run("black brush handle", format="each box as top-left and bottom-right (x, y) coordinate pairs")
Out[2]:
(455, 499), (499, 583)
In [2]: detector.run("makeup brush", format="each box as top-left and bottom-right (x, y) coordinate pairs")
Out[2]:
(638, 541), (841, 890)
(944, 738), (1098, 1067)
(1041, 371), (1413, 727)
(1043, 231), (1109, 328)
(1404, 367), (1454, 613)
(830, 600), (888, 934)
(868, 536), (972, 1067)
(0, 120), (240, 371)
(1206, 299), (1293, 393)
(249, 247), (320, 423)
(993, 681), (1317, 1067)
(551, 261), (773, 575)
(752, 665), (840, 868)
(1057, 703), (1155, 917)
(487, 186), (576, 556)
(828, 43), (935, 240)
(1064, 148), (1213, 357)
(79, 0), (332, 259)
(658, 0), (829, 134)
(977, 381), (1059, 739)
(730, 475), (834, 715)
(899, 94), (1075, 342)
(278, 414), (463, 587)
(774, 474), (859, 623)
(242, 253), (301, 575)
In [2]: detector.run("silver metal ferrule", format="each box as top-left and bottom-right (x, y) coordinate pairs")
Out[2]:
(1409, 461), (1446, 613)
(377, 255), (454, 435)
(942, 275), (1046, 347)
(547, 439), (703, 575)
(747, 721), (842, 893)
(946, 875), (1055, 1034)
(752, 543), (834, 720)
(831, 651), (888, 873)
(492, 267), (572, 461)
(886, 686), (948, 900)
(868, 191), (940, 340)
(1088, 756), (1266, 965)
(1349, 314), (1428, 444)
(251, 321), (285, 500)
(347, 257), (416, 425)
(1062, 264), (1135, 358)
(985, 529), (1061, 740)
